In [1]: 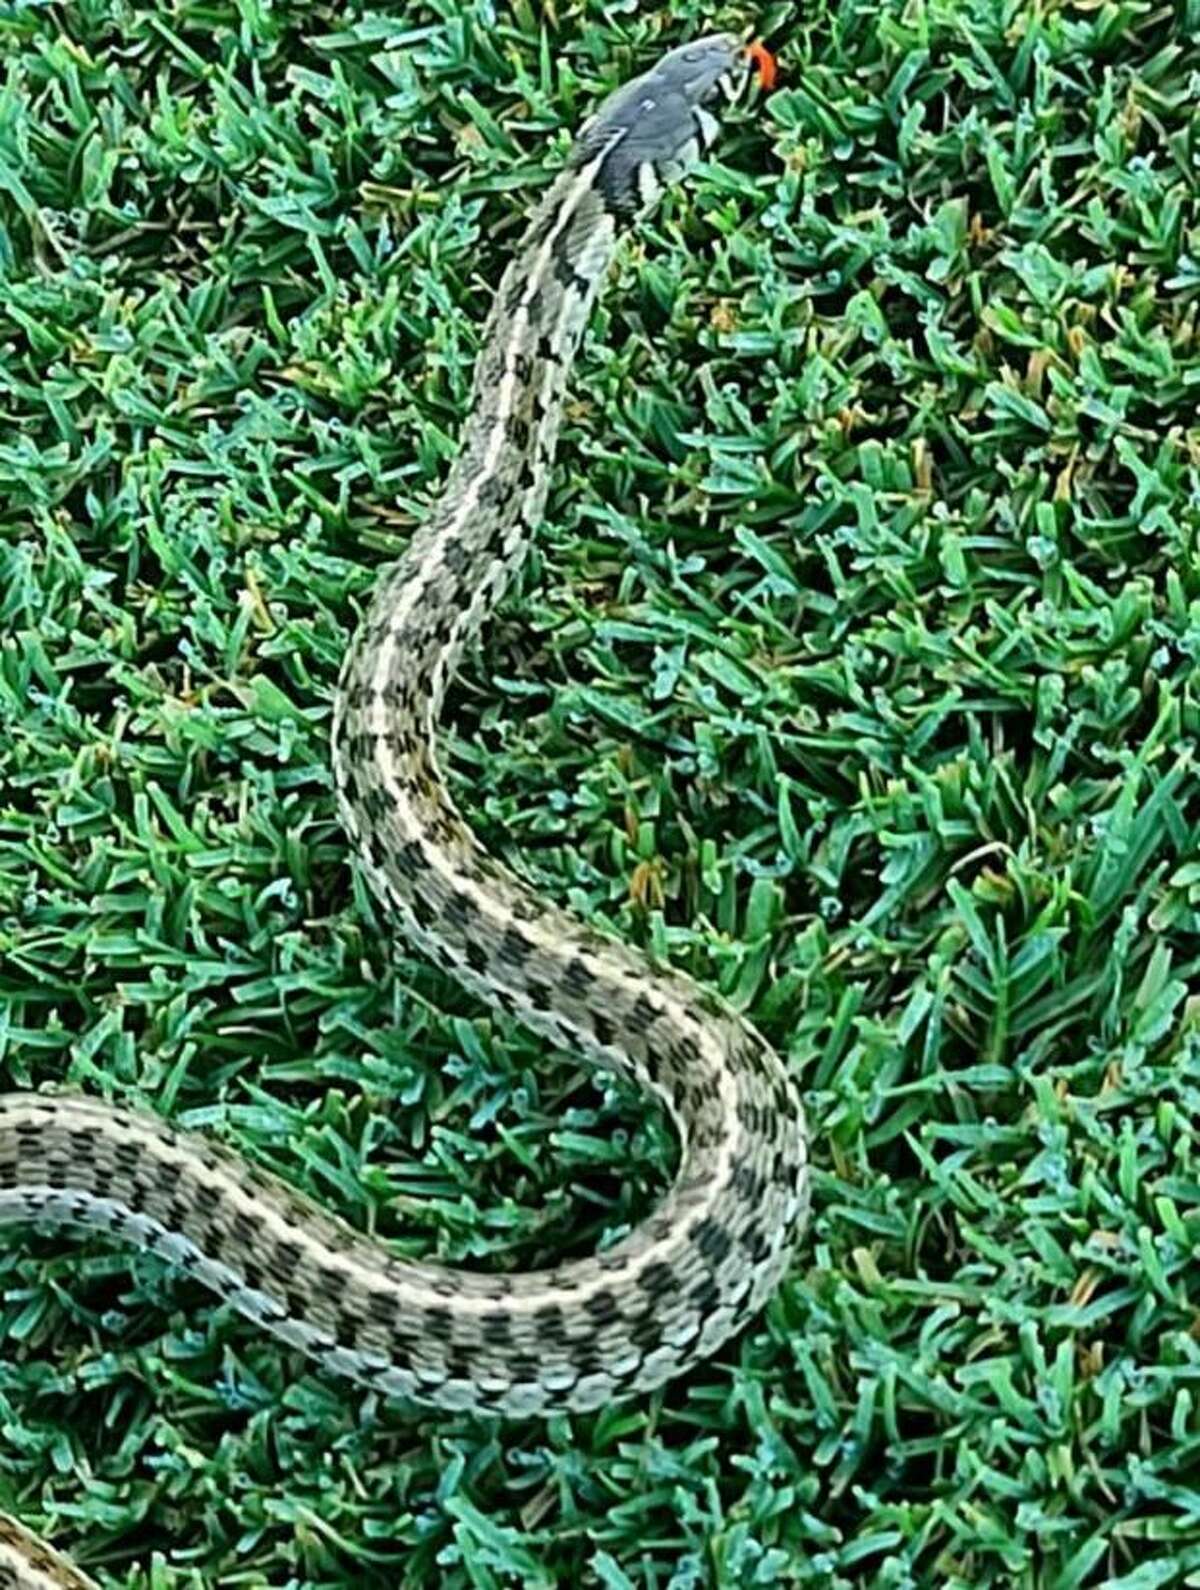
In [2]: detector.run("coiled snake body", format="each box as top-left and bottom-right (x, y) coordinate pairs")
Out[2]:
(0, 35), (808, 1587)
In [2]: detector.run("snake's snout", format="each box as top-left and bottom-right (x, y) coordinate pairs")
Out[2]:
(673, 32), (747, 105)
(674, 34), (777, 110)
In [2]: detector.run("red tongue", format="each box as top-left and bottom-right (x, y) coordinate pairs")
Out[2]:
(745, 39), (778, 90)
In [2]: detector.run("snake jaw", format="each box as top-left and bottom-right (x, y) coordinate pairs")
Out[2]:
(709, 39), (777, 111)
(694, 103), (722, 149)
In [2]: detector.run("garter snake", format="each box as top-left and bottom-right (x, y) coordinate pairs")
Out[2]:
(0, 33), (807, 1586)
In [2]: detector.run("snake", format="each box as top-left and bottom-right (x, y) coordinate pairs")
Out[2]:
(0, 33), (808, 1587)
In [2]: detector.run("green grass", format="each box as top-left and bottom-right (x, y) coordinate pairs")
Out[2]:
(2, 0), (1200, 1583)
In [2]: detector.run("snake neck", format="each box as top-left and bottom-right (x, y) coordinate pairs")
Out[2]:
(342, 141), (624, 727)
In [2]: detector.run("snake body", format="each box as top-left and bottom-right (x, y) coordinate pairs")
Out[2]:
(0, 36), (808, 1586)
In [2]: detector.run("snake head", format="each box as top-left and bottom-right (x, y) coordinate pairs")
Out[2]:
(571, 33), (765, 219)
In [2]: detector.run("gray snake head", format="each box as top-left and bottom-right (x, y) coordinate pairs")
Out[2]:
(570, 33), (758, 217)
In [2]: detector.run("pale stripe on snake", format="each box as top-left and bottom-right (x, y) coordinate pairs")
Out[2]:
(0, 34), (808, 1586)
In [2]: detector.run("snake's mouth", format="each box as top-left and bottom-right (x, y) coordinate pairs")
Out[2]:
(712, 70), (740, 105)
(712, 39), (777, 105)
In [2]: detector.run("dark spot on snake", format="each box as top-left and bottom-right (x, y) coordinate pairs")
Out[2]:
(393, 841), (423, 882)
(498, 925), (533, 966)
(562, 958), (596, 1000)
(689, 1216), (732, 1267)
(240, 1261), (266, 1295)
(742, 1228), (773, 1266)
(424, 1305), (453, 1341)
(114, 1140), (141, 1170)
(443, 1350), (478, 1381)
(690, 1278), (721, 1316)
(442, 538), (470, 573)
(772, 1076), (796, 1115)
(359, 785), (394, 825)
(380, 724), (414, 754)
(571, 1343), (610, 1378)
(364, 830), (390, 878)
(523, 977), (552, 1012)
(583, 1288), (618, 1324)
(737, 1098), (763, 1134)
(637, 1261), (674, 1298)
(550, 234), (591, 295)
(666, 1036), (695, 1069)
(506, 413), (533, 450)
(534, 1302), (567, 1342)
(335, 1316), (361, 1351)
(479, 474), (513, 510)
(481, 1309), (513, 1345)
(597, 157), (640, 221)
(231, 1211), (258, 1250)
(731, 1163), (765, 1203)
(506, 891), (544, 924)
(628, 1310), (661, 1348)
(156, 1197), (188, 1236)
(630, 993), (660, 1029)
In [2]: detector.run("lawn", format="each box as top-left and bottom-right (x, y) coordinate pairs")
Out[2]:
(2, 0), (1200, 1585)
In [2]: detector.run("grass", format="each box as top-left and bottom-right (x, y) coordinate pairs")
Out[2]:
(1, 0), (1200, 1583)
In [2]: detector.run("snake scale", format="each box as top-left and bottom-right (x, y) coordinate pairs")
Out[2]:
(0, 34), (808, 1587)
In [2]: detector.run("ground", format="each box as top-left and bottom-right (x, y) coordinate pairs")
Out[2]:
(2, 0), (1200, 1586)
